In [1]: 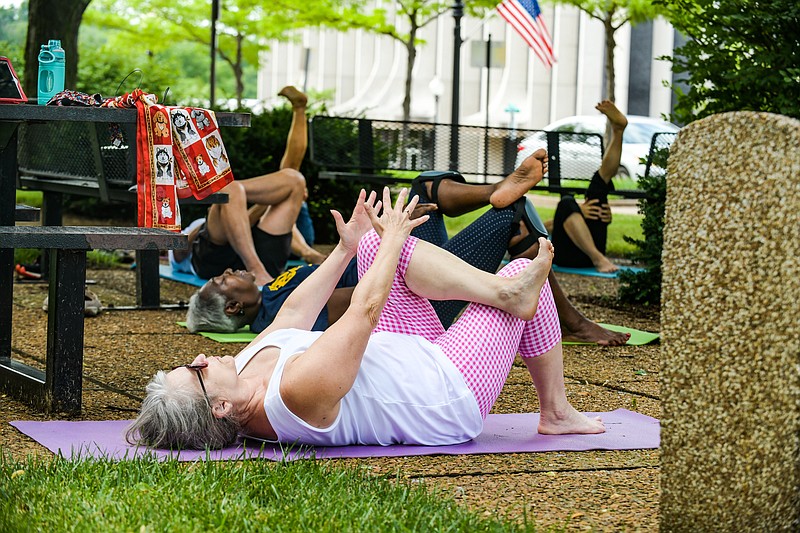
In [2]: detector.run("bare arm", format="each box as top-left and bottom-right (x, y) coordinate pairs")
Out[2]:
(278, 188), (428, 426)
(242, 190), (377, 350)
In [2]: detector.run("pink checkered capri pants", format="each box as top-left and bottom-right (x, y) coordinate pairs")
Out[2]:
(357, 230), (561, 418)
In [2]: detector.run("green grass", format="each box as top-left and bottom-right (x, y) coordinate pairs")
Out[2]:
(0, 453), (547, 532)
(15, 190), (44, 208)
(444, 203), (643, 259)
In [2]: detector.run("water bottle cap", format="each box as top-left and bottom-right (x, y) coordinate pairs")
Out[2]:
(48, 40), (62, 49)
(39, 50), (55, 63)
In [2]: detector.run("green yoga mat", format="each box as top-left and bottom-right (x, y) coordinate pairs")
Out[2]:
(562, 324), (660, 346)
(177, 322), (257, 343)
(179, 321), (658, 346)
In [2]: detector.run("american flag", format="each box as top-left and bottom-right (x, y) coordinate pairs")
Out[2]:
(496, 0), (556, 68)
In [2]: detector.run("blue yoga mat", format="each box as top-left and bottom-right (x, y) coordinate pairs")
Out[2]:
(159, 260), (309, 288)
(552, 265), (645, 279)
(159, 264), (207, 287)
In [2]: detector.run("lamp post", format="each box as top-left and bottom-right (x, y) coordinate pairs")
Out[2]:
(449, 0), (464, 170)
(429, 76), (444, 124)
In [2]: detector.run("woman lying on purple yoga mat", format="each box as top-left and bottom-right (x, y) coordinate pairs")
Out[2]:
(127, 186), (605, 450)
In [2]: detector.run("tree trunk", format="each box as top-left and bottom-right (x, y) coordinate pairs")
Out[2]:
(603, 10), (617, 144)
(604, 13), (616, 103)
(24, 0), (91, 99)
(402, 23), (418, 122)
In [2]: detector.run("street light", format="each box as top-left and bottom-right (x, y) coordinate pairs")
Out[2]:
(450, 0), (464, 170)
(429, 76), (444, 123)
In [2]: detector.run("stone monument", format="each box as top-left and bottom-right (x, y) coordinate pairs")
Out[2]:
(661, 111), (800, 530)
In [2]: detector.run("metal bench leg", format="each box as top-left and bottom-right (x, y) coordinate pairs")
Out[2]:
(46, 249), (86, 413)
(40, 191), (64, 280)
(0, 248), (12, 361)
(135, 249), (161, 309)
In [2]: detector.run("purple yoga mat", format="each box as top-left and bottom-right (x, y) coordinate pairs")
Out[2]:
(10, 409), (659, 462)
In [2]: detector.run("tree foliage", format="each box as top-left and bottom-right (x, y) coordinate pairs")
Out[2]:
(0, 3), (27, 73)
(659, 0), (800, 123)
(84, 0), (297, 107)
(548, 0), (662, 104)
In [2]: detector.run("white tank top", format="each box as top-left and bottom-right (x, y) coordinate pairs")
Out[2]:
(235, 328), (482, 446)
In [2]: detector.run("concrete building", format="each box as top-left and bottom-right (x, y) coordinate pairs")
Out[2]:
(257, 3), (681, 129)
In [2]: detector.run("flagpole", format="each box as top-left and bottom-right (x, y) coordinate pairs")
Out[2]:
(449, 0), (464, 171)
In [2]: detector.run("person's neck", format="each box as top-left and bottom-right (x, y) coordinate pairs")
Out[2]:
(243, 301), (261, 326)
(237, 377), (277, 441)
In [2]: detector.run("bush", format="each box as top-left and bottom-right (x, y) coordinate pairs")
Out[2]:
(663, 0), (800, 123)
(617, 147), (669, 305)
(222, 106), (362, 244)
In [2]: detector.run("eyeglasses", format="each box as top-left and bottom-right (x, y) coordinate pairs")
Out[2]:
(172, 361), (211, 409)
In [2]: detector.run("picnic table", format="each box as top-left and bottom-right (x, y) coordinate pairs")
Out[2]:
(0, 103), (249, 413)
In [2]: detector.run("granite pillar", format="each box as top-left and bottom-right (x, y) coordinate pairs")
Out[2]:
(661, 112), (800, 531)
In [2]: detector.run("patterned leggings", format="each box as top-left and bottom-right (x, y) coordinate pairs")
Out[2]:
(357, 230), (561, 418)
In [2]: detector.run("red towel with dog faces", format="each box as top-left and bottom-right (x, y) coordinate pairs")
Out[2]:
(132, 91), (234, 230)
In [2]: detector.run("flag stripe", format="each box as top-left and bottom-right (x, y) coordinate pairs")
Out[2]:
(499, 1), (554, 63)
(500, 2), (552, 56)
(496, 0), (556, 68)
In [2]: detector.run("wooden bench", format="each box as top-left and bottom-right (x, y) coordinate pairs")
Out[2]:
(308, 116), (651, 199)
(0, 225), (187, 413)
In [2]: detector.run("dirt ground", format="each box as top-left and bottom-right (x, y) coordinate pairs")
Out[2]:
(1, 257), (661, 532)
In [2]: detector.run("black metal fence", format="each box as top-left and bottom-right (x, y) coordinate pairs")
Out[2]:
(643, 132), (678, 179)
(309, 116), (604, 185)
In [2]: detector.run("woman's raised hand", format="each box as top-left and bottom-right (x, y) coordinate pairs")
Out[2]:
(366, 187), (429, 238)
(331, 189), (380, 255)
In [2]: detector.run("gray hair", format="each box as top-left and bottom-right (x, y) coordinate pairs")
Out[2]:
(126, 371), (241, 450)
(185, 289), (247, 333)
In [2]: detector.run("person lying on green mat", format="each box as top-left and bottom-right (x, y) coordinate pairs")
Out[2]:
(186, 155), (631, 346)
(127, 187), (605, 450)
(169, 86), (326, 288)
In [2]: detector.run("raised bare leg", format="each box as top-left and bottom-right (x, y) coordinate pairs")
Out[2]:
(548, 272), (630, 346)
(278, 86), (308, 170)
(205, 181), (273, 285)
(489, 148), (548, 208)
(508, 234), (630, 346)
(291, 225), (327, 264)
(403, 236), (554, 321)
(251, 171), (306, 238)
(524, 343), (606, 434)
(562, 212), (618, 273)
(596, 100), (627, 182)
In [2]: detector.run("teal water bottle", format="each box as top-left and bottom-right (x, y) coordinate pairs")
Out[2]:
(37, 39), (65, 105)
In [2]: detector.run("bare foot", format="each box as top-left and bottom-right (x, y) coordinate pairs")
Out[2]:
(595, 100), (627, 132)
(561, 321), (630, 346)
(539, 406), (606, 435)
(251, 267), (274, 287)
(302, 249), (328, 265)
(500, 237), (554, 320)
(278, 86), (308, 108)
(490, 148), (548, 209)
(594, 256), (619, 273)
